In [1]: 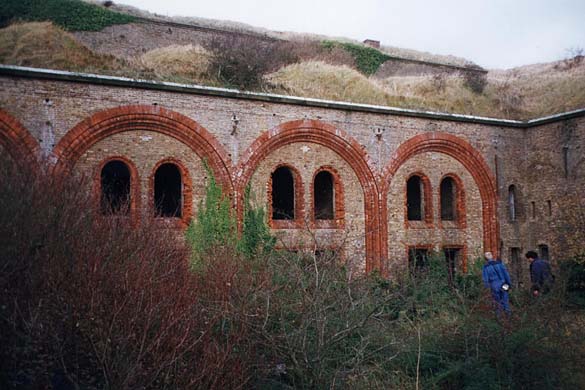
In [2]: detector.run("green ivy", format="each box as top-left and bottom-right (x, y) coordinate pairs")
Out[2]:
(0, 0), (136, 31)
(185, 163), (236, 269)
(186, 166), (273, 269)
(237, 185), (275, 258)
(321, 40), (391, 75)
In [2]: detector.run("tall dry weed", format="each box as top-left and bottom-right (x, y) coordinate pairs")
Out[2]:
(139, 44), (216, 85)
(265, 61), (389, 105)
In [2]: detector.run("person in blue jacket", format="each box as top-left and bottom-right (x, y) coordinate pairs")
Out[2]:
(482, 251), (512, 316)
(526, 250), (554, 296)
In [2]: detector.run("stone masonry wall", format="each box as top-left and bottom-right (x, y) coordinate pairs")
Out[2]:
(1, 71), (584, 277)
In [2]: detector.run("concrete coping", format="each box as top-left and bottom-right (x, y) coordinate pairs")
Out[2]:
(1, 64), (584, 128)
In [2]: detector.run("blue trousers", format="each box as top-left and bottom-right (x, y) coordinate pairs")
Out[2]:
(491, 289), (511, 315)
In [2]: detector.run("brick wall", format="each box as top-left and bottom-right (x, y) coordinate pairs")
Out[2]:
(1, 71), (583, 277)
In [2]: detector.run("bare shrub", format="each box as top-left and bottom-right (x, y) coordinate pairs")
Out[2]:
(556, 47), (585, 71)
(492, 74), (525, 117)
(462, 67), (487, 94)
(0, 157), (258, 389)
(206, 35), (298, 89)
(431, 71), (448, 93)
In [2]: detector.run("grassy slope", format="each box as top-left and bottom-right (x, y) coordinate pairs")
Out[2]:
(0, 22), (123, 72)
(1, 20), (583, 120)
(0, 0), (135, 31)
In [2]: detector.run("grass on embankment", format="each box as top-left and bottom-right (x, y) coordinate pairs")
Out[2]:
(0, 21), (125, 73)
(0, 0), (135, 31)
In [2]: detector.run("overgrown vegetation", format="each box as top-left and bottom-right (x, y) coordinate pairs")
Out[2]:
(0, 22), (127, 73)
(205, 35), (299, 90)
(139, 44), (216, 85)
(2, 155), (584, 388)
(1, 18), (584, 119)
(0, 0), (135, 31)
(323, 40), (392, 75)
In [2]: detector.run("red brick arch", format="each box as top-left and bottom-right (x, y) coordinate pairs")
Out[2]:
(0, 109), (40, 169)
(235, 119), (382, 272)
(382, 132), (498, 259)
(52, 105), (233, 193)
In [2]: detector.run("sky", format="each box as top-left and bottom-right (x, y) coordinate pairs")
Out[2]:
(116, 0), (585, 69)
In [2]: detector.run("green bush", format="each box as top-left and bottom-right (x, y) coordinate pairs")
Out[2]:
(0, 0), (135, 31)
(322, 40), (391, 75)
(560, 257), (585, 306)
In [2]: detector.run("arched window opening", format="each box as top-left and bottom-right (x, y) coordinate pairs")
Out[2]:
(154, 163), (182, 217)
(272, 166), (295, 220)
(508, 185), (517, 221)
(100, 160), (131, 215)
(440, 177), (456, 221)
(538, 244), (550, 261)
(407, 175), (423, 221)
(314, 171), (334, 220)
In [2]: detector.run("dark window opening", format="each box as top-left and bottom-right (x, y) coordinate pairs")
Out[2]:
(538, 244), (550, 261)
(510, 247), (522, 288)
(315, 249), (337, 261)
(409, 248), (429, 273)
(314, 171), (334, 220)
(443, 247), (460, 283)
(508, 185), (517, 221)
(531, 201), (536, 219)
(272, 167), (295, 220)
(440, 177), (456, 221)
(407, 176), (423, 221)
(547, 200), (552, 217)
(154, 163), (182, 217)
(100, 160), (131, 215)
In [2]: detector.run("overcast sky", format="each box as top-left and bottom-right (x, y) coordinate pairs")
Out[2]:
(116, 0), (584, 69)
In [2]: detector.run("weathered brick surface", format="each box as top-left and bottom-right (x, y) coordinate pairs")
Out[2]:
(248, 142), (366, 270)
(386, 152), (483, 273)
(1, 74), (584, 278)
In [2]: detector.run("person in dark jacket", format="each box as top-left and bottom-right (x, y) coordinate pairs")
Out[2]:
(526, 250), (554, 296)
(482, 252), (512, 316)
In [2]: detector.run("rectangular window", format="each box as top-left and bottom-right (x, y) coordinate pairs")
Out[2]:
(443, 247), (461, 283)
(510, 247), (522, 287)
(408, 247), (429, 273)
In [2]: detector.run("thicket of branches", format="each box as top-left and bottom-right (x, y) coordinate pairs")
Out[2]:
(1, 155), (584, 389)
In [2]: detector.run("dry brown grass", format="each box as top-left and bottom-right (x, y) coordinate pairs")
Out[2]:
(139, 44), (217, 85)
(1, 21), (583, 120)
(0, 21), (123, 73)
(267, 60), (585, 119)
(488, 63), (585, 118)
(264, 61), (417, 107)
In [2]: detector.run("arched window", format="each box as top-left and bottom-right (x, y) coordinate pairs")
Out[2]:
(154, 163), (182, 217)
(314, 171), (334, 220)
(407, 175), (424, 221)
(272, 166), (295, 220)
(508, 185), (517, 221)
(100, 160), (131, 215)
(440, 177), (456, 221)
